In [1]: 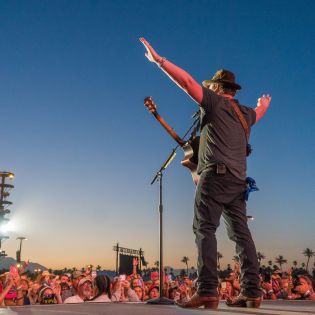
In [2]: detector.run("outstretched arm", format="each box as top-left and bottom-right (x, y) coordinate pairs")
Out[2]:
(139, 37), (203, 105)
(255, 94), (271, 123)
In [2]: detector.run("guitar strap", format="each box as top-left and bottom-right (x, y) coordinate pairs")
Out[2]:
(229, 99), (250, 142)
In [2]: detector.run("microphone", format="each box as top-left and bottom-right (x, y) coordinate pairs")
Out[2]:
(164, 150), (177, 169)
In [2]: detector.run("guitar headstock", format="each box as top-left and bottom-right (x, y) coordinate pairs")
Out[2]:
(144, 96), (157, 114)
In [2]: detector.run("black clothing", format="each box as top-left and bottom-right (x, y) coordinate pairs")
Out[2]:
(194, 169), (260, 297)
(194, 88), (260, 298)
(23, 294), (30, 305)
(197, 87), (256, 180)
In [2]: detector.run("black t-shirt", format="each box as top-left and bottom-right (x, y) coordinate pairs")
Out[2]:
(198, 87), (256, 180)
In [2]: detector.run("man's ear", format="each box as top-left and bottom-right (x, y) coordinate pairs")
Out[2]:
(211, 83), (220, 93)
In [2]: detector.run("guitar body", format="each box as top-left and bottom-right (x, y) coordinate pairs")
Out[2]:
(181, 136), (200, 185)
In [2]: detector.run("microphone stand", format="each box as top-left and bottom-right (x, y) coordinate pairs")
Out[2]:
(147, 148), (177, 305)
(147, 112), (200, 305)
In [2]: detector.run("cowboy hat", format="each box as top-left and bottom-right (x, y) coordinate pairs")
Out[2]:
(202, 69), (241, 90)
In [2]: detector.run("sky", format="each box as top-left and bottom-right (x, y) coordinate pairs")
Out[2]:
(0, 0), (314, 271)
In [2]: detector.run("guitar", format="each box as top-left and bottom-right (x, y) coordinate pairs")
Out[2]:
(144, 96), (200, 185)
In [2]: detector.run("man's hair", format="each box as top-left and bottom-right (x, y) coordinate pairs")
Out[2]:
(218, 84), (237, 96)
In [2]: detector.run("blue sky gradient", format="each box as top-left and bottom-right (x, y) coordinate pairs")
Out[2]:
(0, 0), (314, 270)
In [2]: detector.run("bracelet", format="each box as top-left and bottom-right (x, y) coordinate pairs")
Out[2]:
(158, 57), (167, 68)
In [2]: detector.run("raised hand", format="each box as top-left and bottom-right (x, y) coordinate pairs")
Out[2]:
(255, 94), (272, 122)
(139, 37), (162, 64)
(257, 94), (272, 108)
(121, 280), (131, 290)
(144, 96), (157, 114)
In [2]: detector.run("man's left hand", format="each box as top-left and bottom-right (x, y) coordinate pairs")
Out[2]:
(257, 94), (272, 108)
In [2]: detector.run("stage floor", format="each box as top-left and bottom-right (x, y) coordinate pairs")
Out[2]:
(3, 300), (315, 315)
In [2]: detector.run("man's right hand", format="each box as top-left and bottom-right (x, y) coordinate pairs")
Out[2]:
(139, 37), (203, 104)
(139, 37), (162, 64)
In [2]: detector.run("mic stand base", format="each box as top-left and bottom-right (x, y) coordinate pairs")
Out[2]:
(147, 297), (174, 305)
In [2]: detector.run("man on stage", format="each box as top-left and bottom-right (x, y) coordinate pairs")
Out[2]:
(140, 37), (271, 309)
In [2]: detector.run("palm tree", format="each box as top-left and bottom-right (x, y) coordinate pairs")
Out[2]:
(275, 255), (287, 270)
(257, 252), (266, 266)
(96, 265), (102, 271)
(303, 248), (315, 273)
(268, 260), (273, 267)
(217, 252), (223, 270)
(181, 256), (190, 275)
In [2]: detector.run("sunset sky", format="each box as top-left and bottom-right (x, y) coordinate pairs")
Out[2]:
(1, 0), (314, 271)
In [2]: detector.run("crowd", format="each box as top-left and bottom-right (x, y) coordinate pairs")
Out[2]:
(0, 259), (314, 307)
